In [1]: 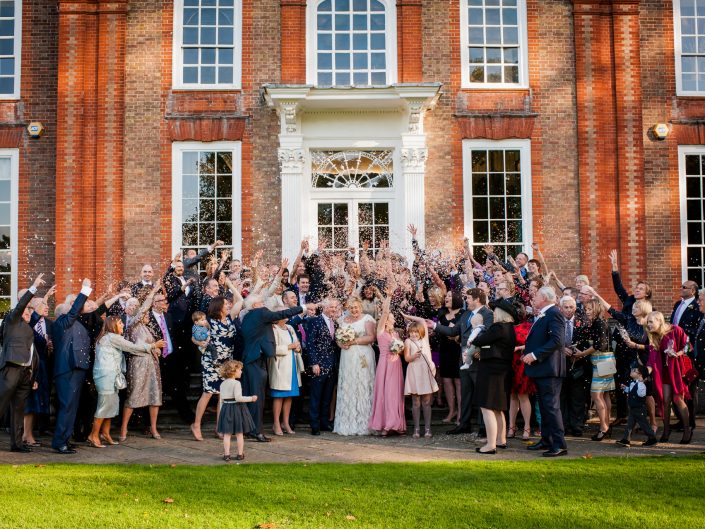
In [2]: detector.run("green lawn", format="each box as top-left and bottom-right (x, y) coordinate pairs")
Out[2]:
(1, 457), (703, 529)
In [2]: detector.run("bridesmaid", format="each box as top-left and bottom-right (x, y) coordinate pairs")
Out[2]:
(368, 294), (406, 436)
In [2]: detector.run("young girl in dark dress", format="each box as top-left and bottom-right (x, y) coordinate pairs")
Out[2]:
(217, 360), (256, 462)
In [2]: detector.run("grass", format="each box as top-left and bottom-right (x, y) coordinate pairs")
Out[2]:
(0, 457), (703, 529)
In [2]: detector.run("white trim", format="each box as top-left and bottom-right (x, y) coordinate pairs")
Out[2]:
(459, 0), (529, 90)
(462, 139), (532, 255)
(306, 0), (398, 86)
(171, 141), (242, 259)
(0, 0), (21, 99)
(677, 145), (705, 283)
(171, 0), (242, 90)
(0, 148), (18, 309)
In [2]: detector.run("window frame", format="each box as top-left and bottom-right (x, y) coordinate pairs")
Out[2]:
(459, 0), (529, 90)
(171, 0), (242, 90)
(306, 0), (398, 87)
(678, 145), (705, 284)
(0, 148), (18, 313)
(462, 139), (532, 259)
(171, 141), (242, 260)
(0, 0), (22, 100)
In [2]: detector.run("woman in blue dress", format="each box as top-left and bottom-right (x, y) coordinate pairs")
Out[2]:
(191, 293), (242, 441)
(268, 312), (304, 436)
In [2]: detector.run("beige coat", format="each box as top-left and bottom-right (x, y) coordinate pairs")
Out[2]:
(268, 324), (304, 391)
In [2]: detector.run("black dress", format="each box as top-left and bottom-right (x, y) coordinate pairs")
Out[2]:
(437, 308), (463, 379)
(471, 322), (516, 411)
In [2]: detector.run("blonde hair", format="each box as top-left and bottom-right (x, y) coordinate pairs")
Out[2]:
(427, 286), (444, 306)
(633, 299), (653, 316)
(407, 321), (426, 339)
(346, 295), (363, 310)
(493, 307), (515, 324)
(584, 298), (604, 321)
(645, 311), (671, 349)
(219, 360), (244, 379)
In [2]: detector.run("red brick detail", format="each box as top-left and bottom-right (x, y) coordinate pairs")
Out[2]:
(457, 115), (536, 139)
(0, 126), (23, 147)
(457, 90), (531, 113)
(397, 0), (423, 83)
(672, 122), (705, 144)
(281, 0), (306, 84)
(167, 117), (247, 141)
(572, 1), (620, 300)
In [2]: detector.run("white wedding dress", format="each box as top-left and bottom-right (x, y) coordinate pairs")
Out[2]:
(334, 314), (377, 436)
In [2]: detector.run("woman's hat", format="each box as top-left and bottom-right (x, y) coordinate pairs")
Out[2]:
(489, 298), (519, 321)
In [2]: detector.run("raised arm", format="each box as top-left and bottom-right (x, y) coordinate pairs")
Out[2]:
(609, 249), (629, 303)
(377, 295), (391, 336)
(8, 274), (44, 324)
(290, 240), (307, 285)
(135, 280), (161, 322)
(261, 305), (304, 324)
(225, 277), (244, 318)
(106, 333), (155, 357)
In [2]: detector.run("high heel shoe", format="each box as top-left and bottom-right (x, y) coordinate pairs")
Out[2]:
(522, 428), (531, 441)
(424, 429), (433, 438)
(659, 432), (670, 443)
(190, 424), (204, 442)
(412, 428), (420, 439)
(87, 438), (106, 448)
(507, 426), (517, 439)
(99, 434), (119, 446)
(680, 428), (694, 445)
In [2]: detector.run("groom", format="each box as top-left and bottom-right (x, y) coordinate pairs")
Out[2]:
(522, 285), (567, 457)
(303, 298), (341, 435)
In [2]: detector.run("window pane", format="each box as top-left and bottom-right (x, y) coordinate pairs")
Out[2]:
(472, 174), (488, 195)
(335, 14), (350, 30)
(318, 53), (333, 69)
(200, 175), (215, 197)
(182, 199), (198, 223)
(0, 226), (9, 249)
(318, 14), (332, 30)
(216, 199), (232, 221)
(318, 203), (333, 225)
(183, 222), (198, 245)
(182, 175), (198, 199)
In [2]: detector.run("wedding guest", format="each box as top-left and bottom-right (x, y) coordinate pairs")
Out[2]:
(645, 311), (692, 444)
(334, 296), (376, 436)
(119, 284), (164, 442)
(130, 264), (155, 296)
(400, 316), (439, 438)
(557, 295), (588, 437)
(240, 289), (305, 442)
(268, 311), (304, 436)
(368, 295), (406, 436)
(217, 360), (256, 462)
(470, 299), (517, 454)
(508, 301), (535, 441)
(51, 278), (93, 454)
(360, 282), (380, 320)
(615, 365), (658, 447)
(437, 290), (463, 425)
(572, 299), (613, 441)
(191, 293), (242, 441)
(522, 286), (567, 457)
(89, 316), (163, 448)
(0, 274), (44, 453)
(303, 298), (340, 435)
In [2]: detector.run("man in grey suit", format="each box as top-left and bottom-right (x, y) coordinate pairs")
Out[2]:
(0, 274), (45, 452)
(431, 288), (493, 435)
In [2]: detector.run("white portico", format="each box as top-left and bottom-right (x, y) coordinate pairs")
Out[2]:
(264, 84), (441, 262)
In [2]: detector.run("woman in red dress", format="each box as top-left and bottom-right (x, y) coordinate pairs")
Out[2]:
(645, 311), (692, 444)
(507, 304), (535, 441)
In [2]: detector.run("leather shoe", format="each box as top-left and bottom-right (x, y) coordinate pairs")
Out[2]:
(475, 447), (496, 455)
(526, 441), (548, 451)
(254, 434), (271, 443)
(54, 445), (77, 454)
(10, 445), (31, 453)
(320, 425), (333, 432)
(542, 448), (568, 457)
(310, 429), (321, 436)
(446, 426), (471, 435)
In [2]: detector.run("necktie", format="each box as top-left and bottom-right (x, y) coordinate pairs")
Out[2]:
(326, 317), (334, 337)
(158, 315), (173, 357)
(565, 319), (573, 346)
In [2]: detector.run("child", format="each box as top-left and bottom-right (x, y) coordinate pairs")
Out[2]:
(191, 311), (211, 354)
(403, 321), (440, 438)
(616, 365), (658, 447)
(217, 360), (257, 461)
(460, 313), (485, 370)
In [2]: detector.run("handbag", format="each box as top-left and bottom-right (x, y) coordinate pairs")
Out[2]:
(682, 355), (699, 385)
(114, 372), (127, 391)
(568, 359), (585, 380)
(595, 354), (617, 377)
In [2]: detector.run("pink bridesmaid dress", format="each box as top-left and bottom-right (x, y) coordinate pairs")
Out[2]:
(368, 331), (406, 433)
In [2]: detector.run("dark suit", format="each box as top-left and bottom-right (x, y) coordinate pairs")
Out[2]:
(287, 313), (308, 428)
(240, 305), (304, 434)
(51, 293), (89, 449)
(523, 305), (566, 451)
(435, 305), (493, 431)
(671, 298), (702, 429)
(302, 315), (339, 432)
(0, 289), (38, 450)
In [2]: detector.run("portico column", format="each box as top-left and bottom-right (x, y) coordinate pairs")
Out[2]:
(401, 141), (427, 260)
(278, 145), (305, 262)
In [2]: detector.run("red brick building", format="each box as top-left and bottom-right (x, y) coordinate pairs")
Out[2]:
(0, 0), (701, 313)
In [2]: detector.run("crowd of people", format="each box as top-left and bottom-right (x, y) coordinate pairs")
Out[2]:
(0, 227), (703, 460)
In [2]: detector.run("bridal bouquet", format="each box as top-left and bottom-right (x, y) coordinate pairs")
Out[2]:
(336, 325), (357, 347)
(389, 339), (405, 355)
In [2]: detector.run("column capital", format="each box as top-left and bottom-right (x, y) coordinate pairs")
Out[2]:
(400, 148), (428, 172)
(278, 148), (305, 174)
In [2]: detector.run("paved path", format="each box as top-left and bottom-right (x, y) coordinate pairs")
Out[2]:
(1, 420), (703, 465)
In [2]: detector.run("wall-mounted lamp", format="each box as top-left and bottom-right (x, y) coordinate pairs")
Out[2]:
(651, 123), (670, 140)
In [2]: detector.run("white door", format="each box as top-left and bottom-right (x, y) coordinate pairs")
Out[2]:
(314, 200), (390, 254)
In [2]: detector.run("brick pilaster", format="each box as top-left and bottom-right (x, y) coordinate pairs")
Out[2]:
(397, 0), (423, 83)
(572, 0), (620, 298)
(281, 0), (306, 84)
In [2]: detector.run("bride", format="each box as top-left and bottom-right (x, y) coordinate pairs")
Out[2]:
(334, 296), (377, 435)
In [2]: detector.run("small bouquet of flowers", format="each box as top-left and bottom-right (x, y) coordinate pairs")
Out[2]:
(335, 325), (357, 348)
(389, 339), (405, 355)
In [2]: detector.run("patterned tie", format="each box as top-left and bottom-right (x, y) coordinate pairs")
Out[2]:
(565, 319), (573, 346)
(158, 315), (173, 357)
